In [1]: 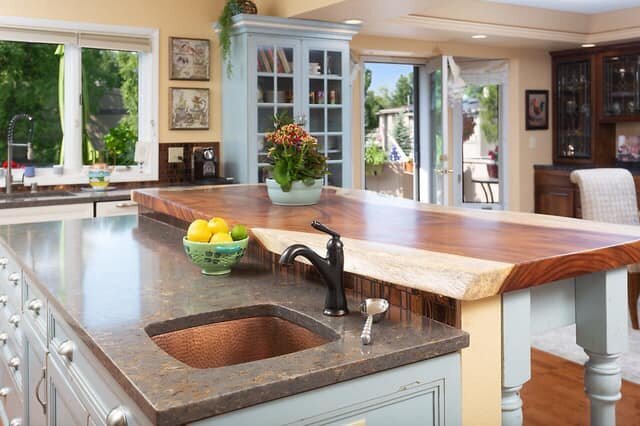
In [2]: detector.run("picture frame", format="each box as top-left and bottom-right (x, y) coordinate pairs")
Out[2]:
(169, 37), (210, 81)
(525, 90), (549, 130)
(169, 88), (210, 130)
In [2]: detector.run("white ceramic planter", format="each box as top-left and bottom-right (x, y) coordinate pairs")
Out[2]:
(266, 178), (324, 206)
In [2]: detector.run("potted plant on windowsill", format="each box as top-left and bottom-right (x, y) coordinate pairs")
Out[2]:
(264, 121), (328, 206)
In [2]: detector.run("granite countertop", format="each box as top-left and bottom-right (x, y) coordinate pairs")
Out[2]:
(0, 215), (468, 425)
(133, 185), (640, 300)
(0, 188), (133, 209)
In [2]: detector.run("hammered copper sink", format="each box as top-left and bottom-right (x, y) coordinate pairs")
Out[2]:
(146, 305), (339, 369)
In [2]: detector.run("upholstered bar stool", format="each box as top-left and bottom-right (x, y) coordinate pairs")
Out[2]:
(570, 168), (640, 329)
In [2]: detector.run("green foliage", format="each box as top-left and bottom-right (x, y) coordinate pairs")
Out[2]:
(104, 121), (136, 165)
(364, 68), (414, 134)
(479, 85), (499, 143)
(0, 41), (62, 165)
(390, 73), (413, 107)
(217, 1), (237, 78)
(364, 143), (387, 167)
(393, 112), (412, 156)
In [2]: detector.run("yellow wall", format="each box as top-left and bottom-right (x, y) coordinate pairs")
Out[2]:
(1, 0), (224, 144)
(350, 35), (553, 212)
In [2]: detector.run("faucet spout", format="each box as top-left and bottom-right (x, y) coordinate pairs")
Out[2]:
(279, 225), (348, 317)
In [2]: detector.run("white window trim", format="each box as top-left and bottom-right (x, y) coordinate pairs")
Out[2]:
(0, 16), (159, 187)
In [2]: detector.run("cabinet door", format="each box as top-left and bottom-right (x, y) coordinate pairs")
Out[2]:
(303, 40), (351, 187)
(95, 201), (138, 217)
(0, 204), (93, 225)
(23, 316), (46, 426)
(48, 356), (88, 426)
(250, 36), (302, 183)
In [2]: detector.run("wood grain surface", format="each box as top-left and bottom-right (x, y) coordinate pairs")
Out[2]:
(132, 185), (640, 298)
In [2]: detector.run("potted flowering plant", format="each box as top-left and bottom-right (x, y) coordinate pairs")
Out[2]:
(264, 120), (328, 205)
(487, 146), (499, 179)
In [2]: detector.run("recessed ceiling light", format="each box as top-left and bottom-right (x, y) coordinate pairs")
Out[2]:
(472, 34), (487, 39)
(343, 19), (363, 25)
(582, 43), (596, 48)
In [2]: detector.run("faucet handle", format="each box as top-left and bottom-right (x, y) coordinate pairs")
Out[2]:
(311, 221), (340, 239)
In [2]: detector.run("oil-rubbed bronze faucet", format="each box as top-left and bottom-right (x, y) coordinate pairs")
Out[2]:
(279, 221), (348, 316)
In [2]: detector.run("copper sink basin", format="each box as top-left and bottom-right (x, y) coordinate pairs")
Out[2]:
(146, 305), (337, 369)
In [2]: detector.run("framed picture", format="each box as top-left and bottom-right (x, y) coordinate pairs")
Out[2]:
(169, 88), (209, 130)
(525, 90), (549, 130)
(169, 37), (210, 81)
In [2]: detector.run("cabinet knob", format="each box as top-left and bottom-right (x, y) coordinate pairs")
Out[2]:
(0, 258), (8, 269)
(8, 356), (19, 371)
(0, 295), (8, 306)
(8, 314), (19, 327)
(8, 273), (19, 286)
(9, 419), (22, 426)
(0, 387), (10, 398)
(106, 406), (129, 426)
(0, 332), (8, 345)
(57, 340), (74, 362)
(27, 299), (43, 315)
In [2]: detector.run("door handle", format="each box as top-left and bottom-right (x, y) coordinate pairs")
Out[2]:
(35, 366), (46, 415)
(434, 168), (453, 176)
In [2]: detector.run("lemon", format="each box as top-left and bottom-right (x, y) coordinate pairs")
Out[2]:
(210, 232), (233, 243)
(230, 224), (248, 241)
(187, 219), (212, 242)
(208, 217), (229, 235)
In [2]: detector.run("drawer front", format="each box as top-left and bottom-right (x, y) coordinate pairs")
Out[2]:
(22, 277), (47, 342)
(0, 302), (23, 353)
(95, 200), (137, 217)
(3, 266), (22, 313)
(0, 203), (94, 225)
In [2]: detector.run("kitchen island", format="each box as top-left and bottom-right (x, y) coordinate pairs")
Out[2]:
(132, 184), (640, 426)
(0, 215), (468, 425)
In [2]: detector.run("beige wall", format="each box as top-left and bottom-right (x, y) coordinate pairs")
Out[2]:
(1, 0), (224, 145)
(350, 34), (552, 212)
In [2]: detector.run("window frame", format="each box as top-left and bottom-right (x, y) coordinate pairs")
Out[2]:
(0, 17), (159, 187)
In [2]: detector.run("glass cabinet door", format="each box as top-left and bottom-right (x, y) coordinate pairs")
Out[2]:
(306, 47), (347, 187)
(602, 54), (640, 117)
(255, 43), (296, 182)
(556, 60), (592, 159)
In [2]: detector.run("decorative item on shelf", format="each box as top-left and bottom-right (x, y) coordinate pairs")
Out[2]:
(264, 115), (328, 206)
(88, 163), (113, 191)
(169, 37), (210, 81)
(169, 88), (209, 130)
(525, 90), (549, 130)
(309, 62), (321, 75)
(617, 135), (640, 162)
(217, 0), (258, 77)
(487, 146), (499, 179)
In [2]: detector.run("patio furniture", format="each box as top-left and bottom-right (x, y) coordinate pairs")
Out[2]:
(570, 168), (640, 329)
(472, 176), (499, 203)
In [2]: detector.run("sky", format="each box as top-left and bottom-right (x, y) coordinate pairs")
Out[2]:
(365, 62), (414, 94)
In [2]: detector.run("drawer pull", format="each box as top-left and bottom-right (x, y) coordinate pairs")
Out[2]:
(8, 356), (19, 371)
(0, 295), (8, 306)
(35, 366), (46, 415)
(27, 299), (43, 315)
(106, 406), (129, 426)
(57, 340), (74, 362)
(0, 258), (7, 269)
(0, 387), (10, 398)
(8, 273), (19, 286)
(8, 314), (19, 327)
(0, 332), (8, 345)
(115, 202), (137, 208)
(9, 419), (22, 426)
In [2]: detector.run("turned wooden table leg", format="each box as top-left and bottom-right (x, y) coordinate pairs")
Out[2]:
(501, 289), (531, 426)
(628, 272), (640, 330)
(576, 269), (628, 426)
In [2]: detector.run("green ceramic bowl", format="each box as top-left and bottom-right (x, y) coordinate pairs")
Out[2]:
(182, 236), (249, 276)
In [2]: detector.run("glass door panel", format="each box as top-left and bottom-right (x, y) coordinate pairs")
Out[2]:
(603, 54), (640, 117)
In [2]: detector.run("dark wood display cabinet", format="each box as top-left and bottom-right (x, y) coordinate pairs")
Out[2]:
(537, 42), (640, 217)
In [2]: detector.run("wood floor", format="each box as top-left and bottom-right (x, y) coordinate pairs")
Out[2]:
(523, 349), (640, 425)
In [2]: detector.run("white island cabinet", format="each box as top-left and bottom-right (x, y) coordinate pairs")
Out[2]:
(220, 15), (359, 187)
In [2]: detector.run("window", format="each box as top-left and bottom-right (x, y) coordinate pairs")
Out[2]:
(0, 18), (158, 185)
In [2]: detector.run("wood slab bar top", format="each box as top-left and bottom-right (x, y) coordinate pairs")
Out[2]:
(132, 185), (640, 300)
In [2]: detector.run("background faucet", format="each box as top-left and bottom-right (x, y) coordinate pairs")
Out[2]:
(279, 221), (348, 316)
(6, 114), (34, 194)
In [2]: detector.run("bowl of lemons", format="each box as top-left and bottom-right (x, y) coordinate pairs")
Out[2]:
(183, 217), (249, 276)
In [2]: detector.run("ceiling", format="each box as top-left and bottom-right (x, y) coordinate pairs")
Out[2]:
(487, 0), (640, 14)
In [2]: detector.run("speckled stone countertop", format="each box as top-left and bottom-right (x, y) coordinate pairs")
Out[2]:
(0, 188), (132, 209)
(0, 215), (469, 425)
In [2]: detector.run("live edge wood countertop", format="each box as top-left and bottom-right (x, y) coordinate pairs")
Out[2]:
(132, 185), (640, 300)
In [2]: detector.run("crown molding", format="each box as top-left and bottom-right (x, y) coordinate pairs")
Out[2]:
(401, 14), (640, 45)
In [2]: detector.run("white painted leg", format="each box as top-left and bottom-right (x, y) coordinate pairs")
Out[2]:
(501, 289), (531, 426)
(576, 268), (628, 426)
